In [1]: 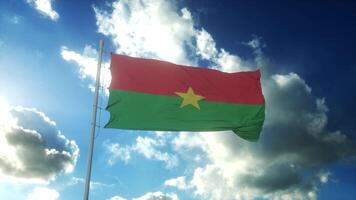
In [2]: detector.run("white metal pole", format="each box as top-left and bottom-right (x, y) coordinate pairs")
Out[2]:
(83, 40), (104, 200)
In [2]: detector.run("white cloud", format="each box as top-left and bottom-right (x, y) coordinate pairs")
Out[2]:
(273, 73), (311, 92)
(164, 176), (189, 190)
(26, 0), (59, 21)
(60, 45), (111, 94)
(172, 132), (203, 150)
(108, 196), (127, 200)
(215, 49), (249, 72)
(61, 45), (97, 80)
(94, 0), (196, 65)
(195, 29), (218, 60)
(132, 191), (179, 200)
(195, 29), (255, 73)
(104, 136), (178, 168)
(105, 143), (131, 165)
(191, 164), (244, 200)
(134, 136), (178, 168)
(195, 30), (254, 73)
(0, 99), (79, 182)
(26, 187), (59, 200)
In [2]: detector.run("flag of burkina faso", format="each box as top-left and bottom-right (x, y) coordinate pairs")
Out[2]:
(105, 53), (265, 141)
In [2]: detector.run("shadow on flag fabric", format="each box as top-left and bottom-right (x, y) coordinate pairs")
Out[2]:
(105, 53), (265, 141)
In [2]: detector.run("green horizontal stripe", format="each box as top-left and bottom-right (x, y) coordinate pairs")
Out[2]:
(106, 89), (265, 141)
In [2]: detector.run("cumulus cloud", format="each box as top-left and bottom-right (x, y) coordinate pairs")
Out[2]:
(94, 0), (196, 65)
(26, 187), (59, 200)
(104, 136), (178, 168)
(132, 191), (179, 200)
(26, 0), (59, 21)
(0, 100), (79, 182)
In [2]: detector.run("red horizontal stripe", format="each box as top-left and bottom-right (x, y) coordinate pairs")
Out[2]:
(110, 54), (265, 104)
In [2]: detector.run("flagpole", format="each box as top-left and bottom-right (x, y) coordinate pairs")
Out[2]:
(83, 40), (104, 200)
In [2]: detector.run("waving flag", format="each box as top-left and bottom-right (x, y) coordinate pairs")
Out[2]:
(105, 53), (265, 141)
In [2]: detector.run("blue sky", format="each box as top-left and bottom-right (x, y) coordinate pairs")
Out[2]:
(0, 0), (355, 200)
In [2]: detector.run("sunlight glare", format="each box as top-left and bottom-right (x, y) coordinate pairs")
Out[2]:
(0, 97), (17, 128)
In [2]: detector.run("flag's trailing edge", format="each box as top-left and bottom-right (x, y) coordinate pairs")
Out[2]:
(105, 53), (265, 141)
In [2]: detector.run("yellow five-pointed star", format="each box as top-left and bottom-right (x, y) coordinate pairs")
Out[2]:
(175, 87), (205, 110)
